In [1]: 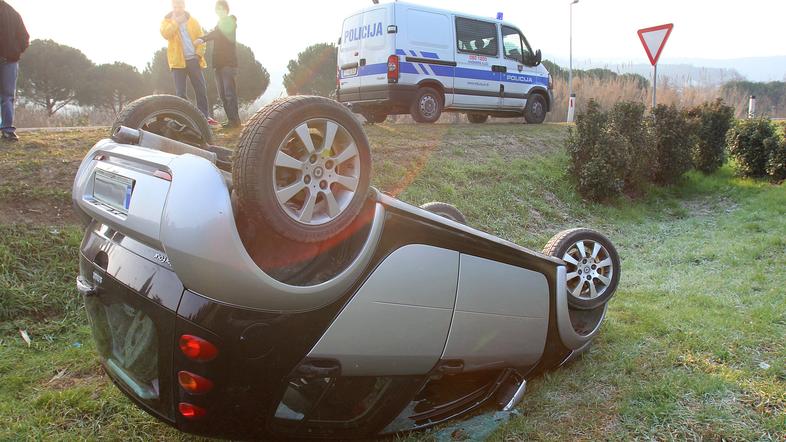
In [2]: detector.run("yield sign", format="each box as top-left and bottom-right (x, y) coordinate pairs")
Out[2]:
(637, 23), (674, 66)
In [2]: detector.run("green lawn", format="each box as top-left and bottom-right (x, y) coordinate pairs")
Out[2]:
(0, 123), (784, 440)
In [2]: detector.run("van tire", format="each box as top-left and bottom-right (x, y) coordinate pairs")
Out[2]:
(467, 113), (489, 124)
(112, 94), (213, 146)
(523, 94), (547, 124)
(234, 96), (372, 243)
(410, 87), (442, 123)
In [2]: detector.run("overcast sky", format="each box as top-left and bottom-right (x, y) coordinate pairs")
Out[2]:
(9, 0), (786, 97)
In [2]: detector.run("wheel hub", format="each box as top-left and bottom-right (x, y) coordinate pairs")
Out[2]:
(274, 118), (362, 226)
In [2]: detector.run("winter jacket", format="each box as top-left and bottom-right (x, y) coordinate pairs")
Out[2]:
(160, 12), (207, 69)
(201, 15), (238, 69)
(0, 1), (30, 62)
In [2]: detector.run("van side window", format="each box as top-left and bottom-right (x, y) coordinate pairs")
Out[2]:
(456, 17), (498, 57)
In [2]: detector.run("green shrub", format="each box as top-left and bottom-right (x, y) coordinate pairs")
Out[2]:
(688, 98), (735, 173)
(765, 136), (786, 180)
(726, 118), (777, 177)
(650, 104), (696, 185)
(567, 100), (629, 201)
(608, 101), (653, 190)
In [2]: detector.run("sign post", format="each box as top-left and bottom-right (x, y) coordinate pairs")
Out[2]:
(637, 23), (674, 108)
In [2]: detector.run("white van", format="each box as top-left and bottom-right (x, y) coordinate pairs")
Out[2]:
(336, 1), (553, 124)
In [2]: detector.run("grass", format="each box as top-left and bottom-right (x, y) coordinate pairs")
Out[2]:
(0, 123), (784, 440)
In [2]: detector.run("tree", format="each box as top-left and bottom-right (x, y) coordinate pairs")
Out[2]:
(283, 43), (337, 97)
(78, 63), (149, 115)
(18, 39), (94, 116)
(144, 43), (270, 113)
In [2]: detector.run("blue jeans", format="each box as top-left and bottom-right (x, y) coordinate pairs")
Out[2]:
(0, 60), (19, 134)
(172, 58), (209, 118)
(216, 66), (240, 124)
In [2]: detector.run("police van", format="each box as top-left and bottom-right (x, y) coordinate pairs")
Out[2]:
(336, 1), (553, 124)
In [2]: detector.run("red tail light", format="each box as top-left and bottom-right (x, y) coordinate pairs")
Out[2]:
(153, 170), (172, 181)
(178, 371), (214, 394)
(387, 55), (400, 83)
(179, 335), (219, 362)
(178, 402), (207, 420)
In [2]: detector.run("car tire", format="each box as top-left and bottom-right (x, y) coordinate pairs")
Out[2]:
(420, 202), (467, 224)
(467, 113), (489, 124)
(362, 111), (388, 124)
(523, 94), (547, 125)
(234, 96), (372, 243)
(542, 228), (620, 310)
(112, 94), (213, 146)
(410, 87), (442, 123)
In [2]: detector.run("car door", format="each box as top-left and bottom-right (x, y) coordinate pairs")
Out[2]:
(358, 6), (394, 100)
(452, 17), (502, 109)
(338, 12), (364, 99)
(501, 26), (528, 110)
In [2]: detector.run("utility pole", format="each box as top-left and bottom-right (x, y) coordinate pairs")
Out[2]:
(567, 0), (579, 122)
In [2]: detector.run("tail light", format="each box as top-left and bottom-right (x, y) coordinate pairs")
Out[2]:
(179, 335), (219, 362)
(178, 371), (214, 394)
(153, 170), (172, 181)
(387, 55), (400, 83)
(178, 402), (207, 420)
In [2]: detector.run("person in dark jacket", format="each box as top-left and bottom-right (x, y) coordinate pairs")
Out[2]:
(195, 1), (241, 129)
(0, 0), (30, 142)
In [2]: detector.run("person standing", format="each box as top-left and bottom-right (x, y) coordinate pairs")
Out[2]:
(160, 0), (215, 124)
(0, 0), (29, 142)
(196, 1), (241, 129)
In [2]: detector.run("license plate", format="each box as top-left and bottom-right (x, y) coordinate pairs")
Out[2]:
(342, 67), (358, 77)
(93, 170), (134, 214)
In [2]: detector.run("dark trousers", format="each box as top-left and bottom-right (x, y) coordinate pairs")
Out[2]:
(173, 58), (209, 118)
(216, 66), (240, 124)
(0, 60), (18, 134)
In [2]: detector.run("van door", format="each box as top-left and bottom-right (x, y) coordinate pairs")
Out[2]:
(500, 26), (528, 110)
(358, 7), (394, 100)
(452, 17), (502, 109)
(339, 12), (364, 100)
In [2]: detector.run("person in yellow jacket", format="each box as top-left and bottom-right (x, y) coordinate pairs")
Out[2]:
(160, 0), (211, 121)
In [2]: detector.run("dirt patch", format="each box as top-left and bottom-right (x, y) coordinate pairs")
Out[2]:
(0, 200), (79, 225)
(44, 367), (105, 391)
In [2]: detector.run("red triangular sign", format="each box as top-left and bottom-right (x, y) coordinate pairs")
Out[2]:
(637, 23), (674, 66)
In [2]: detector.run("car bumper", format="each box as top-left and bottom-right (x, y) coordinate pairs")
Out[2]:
(337, 84), (418, 113)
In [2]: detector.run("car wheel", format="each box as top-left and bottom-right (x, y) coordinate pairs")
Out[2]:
(410, 87), (442, 123)
(420, 202), (467, 224)
(362, 112), (388, 124)
(467, 113), (489, 124)
(234, 96), (372, 243)
(543, 228), (620, 310)
(523, 94), (547, 124)
(112, 94), (213, 146)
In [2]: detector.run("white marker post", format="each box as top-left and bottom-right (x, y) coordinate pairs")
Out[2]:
(567, 94), (576, 123)
(637, 24), (674, 108)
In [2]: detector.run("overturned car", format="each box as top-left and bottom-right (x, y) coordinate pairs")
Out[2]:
(72, 95), (620, 439)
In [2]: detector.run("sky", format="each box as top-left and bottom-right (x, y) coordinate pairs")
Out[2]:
(8, 0), (786, 98)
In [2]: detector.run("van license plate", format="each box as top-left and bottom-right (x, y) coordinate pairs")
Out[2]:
(343, 67), (358, 77)
(93, 170), (134, 214)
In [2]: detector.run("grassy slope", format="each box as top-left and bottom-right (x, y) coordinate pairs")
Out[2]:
(0, 124), (784, 440)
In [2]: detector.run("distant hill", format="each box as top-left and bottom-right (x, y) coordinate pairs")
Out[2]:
(546, 55), (786, 86)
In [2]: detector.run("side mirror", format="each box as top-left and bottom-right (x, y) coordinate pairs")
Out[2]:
(534, 49), (542, 66)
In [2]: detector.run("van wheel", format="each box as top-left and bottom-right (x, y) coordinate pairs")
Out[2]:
(112, 94), (213, 146)
(467, 113), (489, 124)
(410, 87), (442, 123)
(362, 111), (388, 124)
(420, 202), (467, 224)
(234, 96), (372, 243)
(523, 94), (547, 124)
(542, 228), (621, 310)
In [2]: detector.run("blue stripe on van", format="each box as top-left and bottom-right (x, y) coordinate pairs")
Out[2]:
(395, 49), (407, 56)
(420, 51), (440, 59)
(354, 62), (549, 86)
